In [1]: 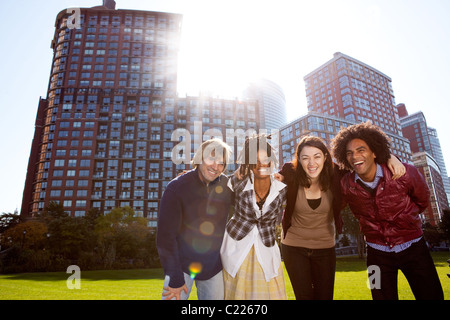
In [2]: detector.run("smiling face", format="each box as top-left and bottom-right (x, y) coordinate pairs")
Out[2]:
(198, 151), (225, 185)
(299, 146), (326, 182)
(346, 138), (377, 182)
(251, 149), (272, 179)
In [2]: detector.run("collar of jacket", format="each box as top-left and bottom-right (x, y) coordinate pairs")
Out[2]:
(242, 171), (286, 205)
(193, 167), (225, 187)
(349, 163), (393, 188)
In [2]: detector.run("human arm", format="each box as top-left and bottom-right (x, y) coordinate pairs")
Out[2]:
(156, 187), (186, 293)
(277, 162), (294, 184)
(273, 172), (284, 182)
(233, 167), (244, 180)
(387, 154), (405, 180)
(406, 164), (430, 213)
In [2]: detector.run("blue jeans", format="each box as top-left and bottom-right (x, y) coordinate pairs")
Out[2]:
(162, 271), (224, 300)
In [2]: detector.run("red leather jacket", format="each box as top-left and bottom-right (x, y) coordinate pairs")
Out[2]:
(340, 163), (429, 248)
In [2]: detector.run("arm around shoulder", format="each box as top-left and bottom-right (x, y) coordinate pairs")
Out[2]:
(156, 186), (185, 288)
(279, 162), (295, 184)
(405, 163), (430, 212)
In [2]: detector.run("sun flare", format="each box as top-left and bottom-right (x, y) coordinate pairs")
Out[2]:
(176, 2), (282, 97)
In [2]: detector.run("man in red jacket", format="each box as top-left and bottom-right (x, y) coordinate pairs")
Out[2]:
(332, 122), (443, 300)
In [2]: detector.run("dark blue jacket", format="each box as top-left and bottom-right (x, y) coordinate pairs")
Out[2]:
(156, 168), (233, 288)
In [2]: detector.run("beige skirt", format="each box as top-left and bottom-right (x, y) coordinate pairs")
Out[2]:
(223, 246), (287, 300)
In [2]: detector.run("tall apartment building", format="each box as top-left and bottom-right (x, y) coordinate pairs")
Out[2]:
(304, 52), (402, 136)
(397, 103), (450, 204)
(413, 152), (448, 225)
(428, 127), (450, 203)
(243, 79), (287, 132)
(21, 1), (182, 220)
(20, 1), (263, 226)
(280, 53), (412, 165)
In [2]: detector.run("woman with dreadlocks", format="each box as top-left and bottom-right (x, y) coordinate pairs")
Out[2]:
(220, 134), (287, 300)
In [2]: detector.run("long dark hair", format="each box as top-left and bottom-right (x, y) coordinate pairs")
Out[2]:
(237, 134), (277, 183)
(292, 136), (333, 191)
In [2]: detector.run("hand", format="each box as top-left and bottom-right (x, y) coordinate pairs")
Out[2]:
(162, 284), (188, 300)
(387, 155), (405, 180)
(273, 172), (284, 182)
(233, 168), (244, 180)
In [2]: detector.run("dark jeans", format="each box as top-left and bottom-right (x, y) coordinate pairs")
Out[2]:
(282, 244), (336, 300)
(366, 237), (444, 300)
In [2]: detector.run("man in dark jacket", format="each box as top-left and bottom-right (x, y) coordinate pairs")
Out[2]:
(332, 122), (443, 300)
(157, 139), (233, 300)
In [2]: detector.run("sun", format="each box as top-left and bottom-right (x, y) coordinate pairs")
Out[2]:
(175, 2), (271, 97)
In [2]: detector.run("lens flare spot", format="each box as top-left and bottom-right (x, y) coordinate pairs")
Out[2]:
(192, 238), (212, 253)
(207, 205), (217, 215)
(189, 262), (203, 279)
(199, 221), (215, 236)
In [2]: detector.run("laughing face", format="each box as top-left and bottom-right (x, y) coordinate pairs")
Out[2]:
(299, 146), (326, 181)
(345, 138), (377, 182)
(251, 149), (272, 179)
(198, 151), (225, 185)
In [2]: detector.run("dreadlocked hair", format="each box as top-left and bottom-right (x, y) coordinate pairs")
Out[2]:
(237, 134), (278, 183)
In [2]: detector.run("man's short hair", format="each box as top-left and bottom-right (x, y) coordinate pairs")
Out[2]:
(331, 121), (392, 171)
(191, 138), (232, 171)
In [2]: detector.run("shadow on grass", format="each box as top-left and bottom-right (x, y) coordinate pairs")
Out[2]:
(2, 253), (447, 282)
(0, 268), (165, 282)
(336, 255), (367, 272)
(334, 252), (449, 272)
(430, 252), (450, 266)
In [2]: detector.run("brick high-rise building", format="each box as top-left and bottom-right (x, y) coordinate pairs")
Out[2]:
(304, 52), (402, 136)
(20, 2), (263, 226)
(413, 152), (448, 225)
(397, 103), (450, 207)
(21, 1), (182, 220)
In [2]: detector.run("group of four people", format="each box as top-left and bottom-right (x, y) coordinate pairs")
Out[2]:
(156, 122), (444, 300)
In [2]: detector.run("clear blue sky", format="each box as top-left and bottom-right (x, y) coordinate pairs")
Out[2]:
(1, 0), (450, 214)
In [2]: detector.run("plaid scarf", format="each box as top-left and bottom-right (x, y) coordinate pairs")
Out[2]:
(226, 175), (286, 247)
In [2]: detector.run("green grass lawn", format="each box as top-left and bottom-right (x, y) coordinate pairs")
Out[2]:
(1, 253), (448, 300)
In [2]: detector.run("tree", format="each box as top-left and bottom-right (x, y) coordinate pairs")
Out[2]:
(423, 222), (441, 247)
(40, 201), (68, 223)
(95, 206), (149, 267)
(339, 234), (350, 247)
(1, 203), (158, 272)
(341, 206), (365, 258)
(0, 211), (21, 234)
(47, 216), (95, 260)
(1, 220), (48, 250)
(439, 209), (450, 243)
(143, 231), (160, 267)
(38, 202), (95, 260)
(0, 211), (21, 251)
